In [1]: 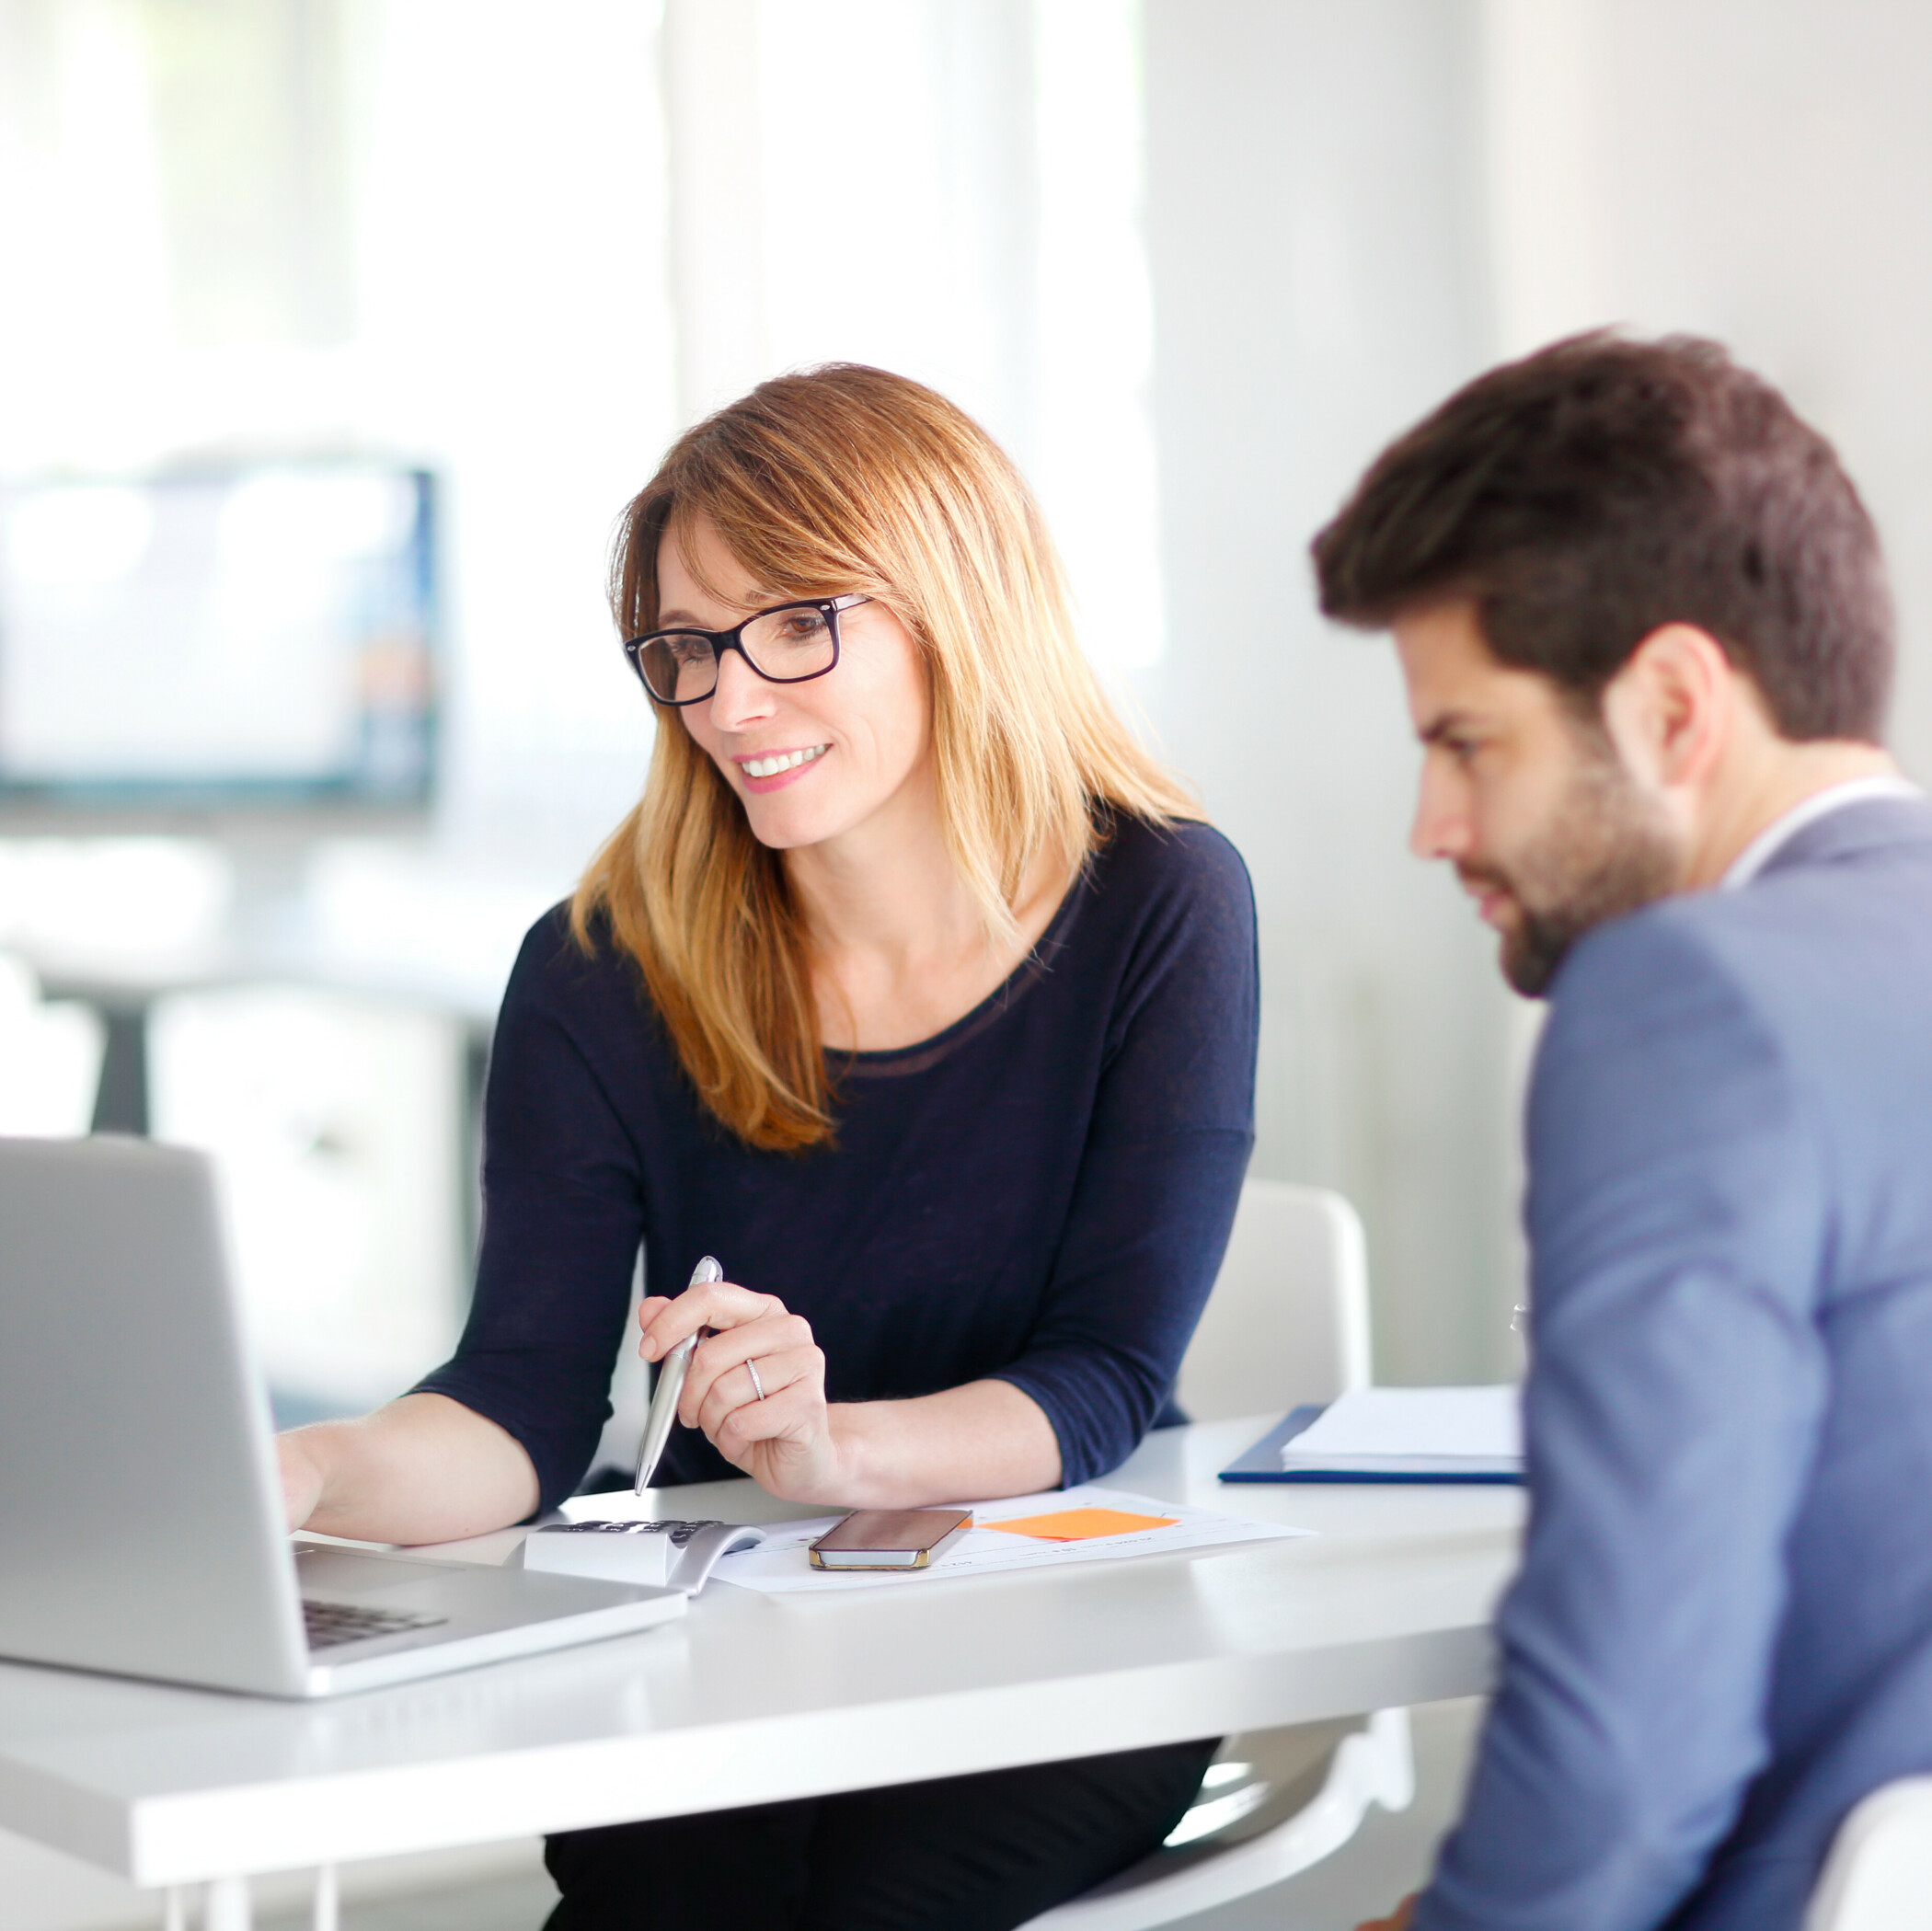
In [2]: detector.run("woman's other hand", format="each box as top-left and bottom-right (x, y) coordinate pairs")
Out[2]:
(279, 1431), (326, 1531)
(274, 1395), (540, 1546)
(638, 1278), (838, 1500)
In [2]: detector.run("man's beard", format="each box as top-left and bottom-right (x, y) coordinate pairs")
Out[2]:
(1464, 748), (1683, 997)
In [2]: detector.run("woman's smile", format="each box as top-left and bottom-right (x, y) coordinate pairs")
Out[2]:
(735, 742), (831, 789)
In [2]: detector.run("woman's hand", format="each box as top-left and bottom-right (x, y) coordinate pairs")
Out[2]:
(638, 1277), (840, 1501)
(638, 1282), (1064, 1508)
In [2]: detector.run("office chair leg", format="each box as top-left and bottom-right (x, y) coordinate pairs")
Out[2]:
(204, 1872), (252, 1930)
(1362, 1707), (1416, 1811)
(312, 1863), (339, 1931)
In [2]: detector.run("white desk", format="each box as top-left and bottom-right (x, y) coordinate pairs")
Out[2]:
(0, 1419), (1522, 1907)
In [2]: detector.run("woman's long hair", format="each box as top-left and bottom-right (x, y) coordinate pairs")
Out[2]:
(573, 363), (1196, 1151)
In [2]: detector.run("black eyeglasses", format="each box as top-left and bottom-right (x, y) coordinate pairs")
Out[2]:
(623, 595), (870, 706)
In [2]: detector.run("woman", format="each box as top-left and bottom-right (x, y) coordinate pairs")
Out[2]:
(281, 365), (1258, 1929)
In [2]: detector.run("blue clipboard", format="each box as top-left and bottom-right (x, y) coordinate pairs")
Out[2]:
(1219, 1405), (1525, 1485)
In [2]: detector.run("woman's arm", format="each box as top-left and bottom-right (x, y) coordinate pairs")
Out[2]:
(279, 1392), (540, 1544)
(833, 1380), (1062, 1502)
(984, 828), (1259, 1484)
(408, 912), (651, 1517)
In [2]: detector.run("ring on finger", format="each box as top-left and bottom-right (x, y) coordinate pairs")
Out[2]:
(745, 1358), (766, 1401)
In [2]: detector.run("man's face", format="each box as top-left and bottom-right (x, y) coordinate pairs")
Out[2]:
(1392, 601), (1685, 995)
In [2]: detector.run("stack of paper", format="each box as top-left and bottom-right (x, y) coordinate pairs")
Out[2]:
(1289, 1386), (1521, 1458)
(1221, 1385), (1524, 1485)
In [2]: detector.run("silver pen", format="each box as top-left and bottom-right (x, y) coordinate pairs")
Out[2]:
(634, 1256), (723, 1494)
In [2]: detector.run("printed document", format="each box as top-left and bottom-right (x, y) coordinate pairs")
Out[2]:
(696, 1485), (1309, 1594)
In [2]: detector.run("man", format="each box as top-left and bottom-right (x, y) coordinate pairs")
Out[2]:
(1312, 333), (1932, 1930)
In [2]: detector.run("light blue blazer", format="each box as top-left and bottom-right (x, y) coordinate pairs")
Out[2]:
(1416, 798), (1932, 1931)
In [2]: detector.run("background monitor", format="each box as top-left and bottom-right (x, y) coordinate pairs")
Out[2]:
(0, 462), (438, 828)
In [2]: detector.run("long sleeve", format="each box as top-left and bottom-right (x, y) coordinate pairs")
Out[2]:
(414, 920), (648, 1512)
(991, 825), (1259, 1483)
(1416, 911), (1833, 1931)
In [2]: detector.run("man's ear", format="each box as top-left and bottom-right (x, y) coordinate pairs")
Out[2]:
(1600, 624), (1735, 793)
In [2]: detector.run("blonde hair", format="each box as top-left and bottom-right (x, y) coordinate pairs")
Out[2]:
(573, 364), (1196, 1151)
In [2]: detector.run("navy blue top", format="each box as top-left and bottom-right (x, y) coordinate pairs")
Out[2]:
(417, 815), (1259, 1511)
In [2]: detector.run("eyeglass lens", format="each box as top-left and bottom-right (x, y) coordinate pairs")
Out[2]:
(638, 603), (839, 703)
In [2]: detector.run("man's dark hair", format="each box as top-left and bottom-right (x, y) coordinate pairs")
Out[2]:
(1311, 332), (1893, 741)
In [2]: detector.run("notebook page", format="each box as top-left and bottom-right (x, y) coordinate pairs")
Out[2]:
(1286, 1385), (1522, 1461)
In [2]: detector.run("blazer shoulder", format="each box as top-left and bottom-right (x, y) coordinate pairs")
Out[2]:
(1539, 901), (1787, 1098)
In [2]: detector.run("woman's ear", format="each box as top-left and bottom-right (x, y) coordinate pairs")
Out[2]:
(1600, 623), (1736, 796)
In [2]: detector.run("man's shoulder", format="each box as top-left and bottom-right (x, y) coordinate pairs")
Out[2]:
(1556, 802), (1932, 1019)
(1761, 789), (1932, 877)
(1535, 809), (1932, 1171)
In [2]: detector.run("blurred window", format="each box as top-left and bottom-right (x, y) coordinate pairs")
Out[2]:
(140, 0), (363, 347)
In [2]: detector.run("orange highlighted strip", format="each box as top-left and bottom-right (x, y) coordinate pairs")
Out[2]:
(983, 1507), (1179, 1542)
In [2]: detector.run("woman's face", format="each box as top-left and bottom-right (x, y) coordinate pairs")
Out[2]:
(661, 517), (935, 855)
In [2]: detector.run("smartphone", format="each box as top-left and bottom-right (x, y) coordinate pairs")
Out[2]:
(808, 1508), (973, 1571)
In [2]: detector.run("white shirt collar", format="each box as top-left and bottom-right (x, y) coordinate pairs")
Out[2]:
(1721, 775), (1926, 891)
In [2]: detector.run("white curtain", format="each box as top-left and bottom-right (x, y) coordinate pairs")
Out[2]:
(0, 0), (1163, 887)
(662, 0), (1163, 672)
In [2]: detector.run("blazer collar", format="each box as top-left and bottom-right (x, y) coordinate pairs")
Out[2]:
(1756, 794), (1932, 880)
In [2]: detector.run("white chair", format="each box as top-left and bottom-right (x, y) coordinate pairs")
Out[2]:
(1022, 1180), (1412, 1930)
(1176, 1178), (1372, 1421)
(1807, 1776), (1932, 1931)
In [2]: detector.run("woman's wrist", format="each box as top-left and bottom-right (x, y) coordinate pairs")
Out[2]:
(277, 1425), (332, 1530)
(282, 1416), (382, 1532)
(811, 1387), (1060, 1509)
(819, 1402), (886, 1506)
(724, 1375), (1064, 1511)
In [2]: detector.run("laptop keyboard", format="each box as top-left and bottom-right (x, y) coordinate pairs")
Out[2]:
(303, 1597), (449, 1650)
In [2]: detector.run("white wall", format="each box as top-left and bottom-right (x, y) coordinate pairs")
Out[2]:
(657, 0), (1166, 673)
(1140, 0), (1522, 1384)
(1137, 0), (1932, 1381)
(1484, 0), (1932, 787)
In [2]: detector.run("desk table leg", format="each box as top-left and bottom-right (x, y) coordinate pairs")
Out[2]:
(204, 1873), (252, 1930)
(163, 1889), (186, 1931)
(88, 1005), (151, 1135)
(312, 1863), (339, 1931)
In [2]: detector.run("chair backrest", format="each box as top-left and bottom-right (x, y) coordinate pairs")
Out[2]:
(1806, 1776), (1932, 1931)
(1176, 1179), (1372, 1422)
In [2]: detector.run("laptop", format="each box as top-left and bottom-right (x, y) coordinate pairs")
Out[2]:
(0, 1135), (685, 1697)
